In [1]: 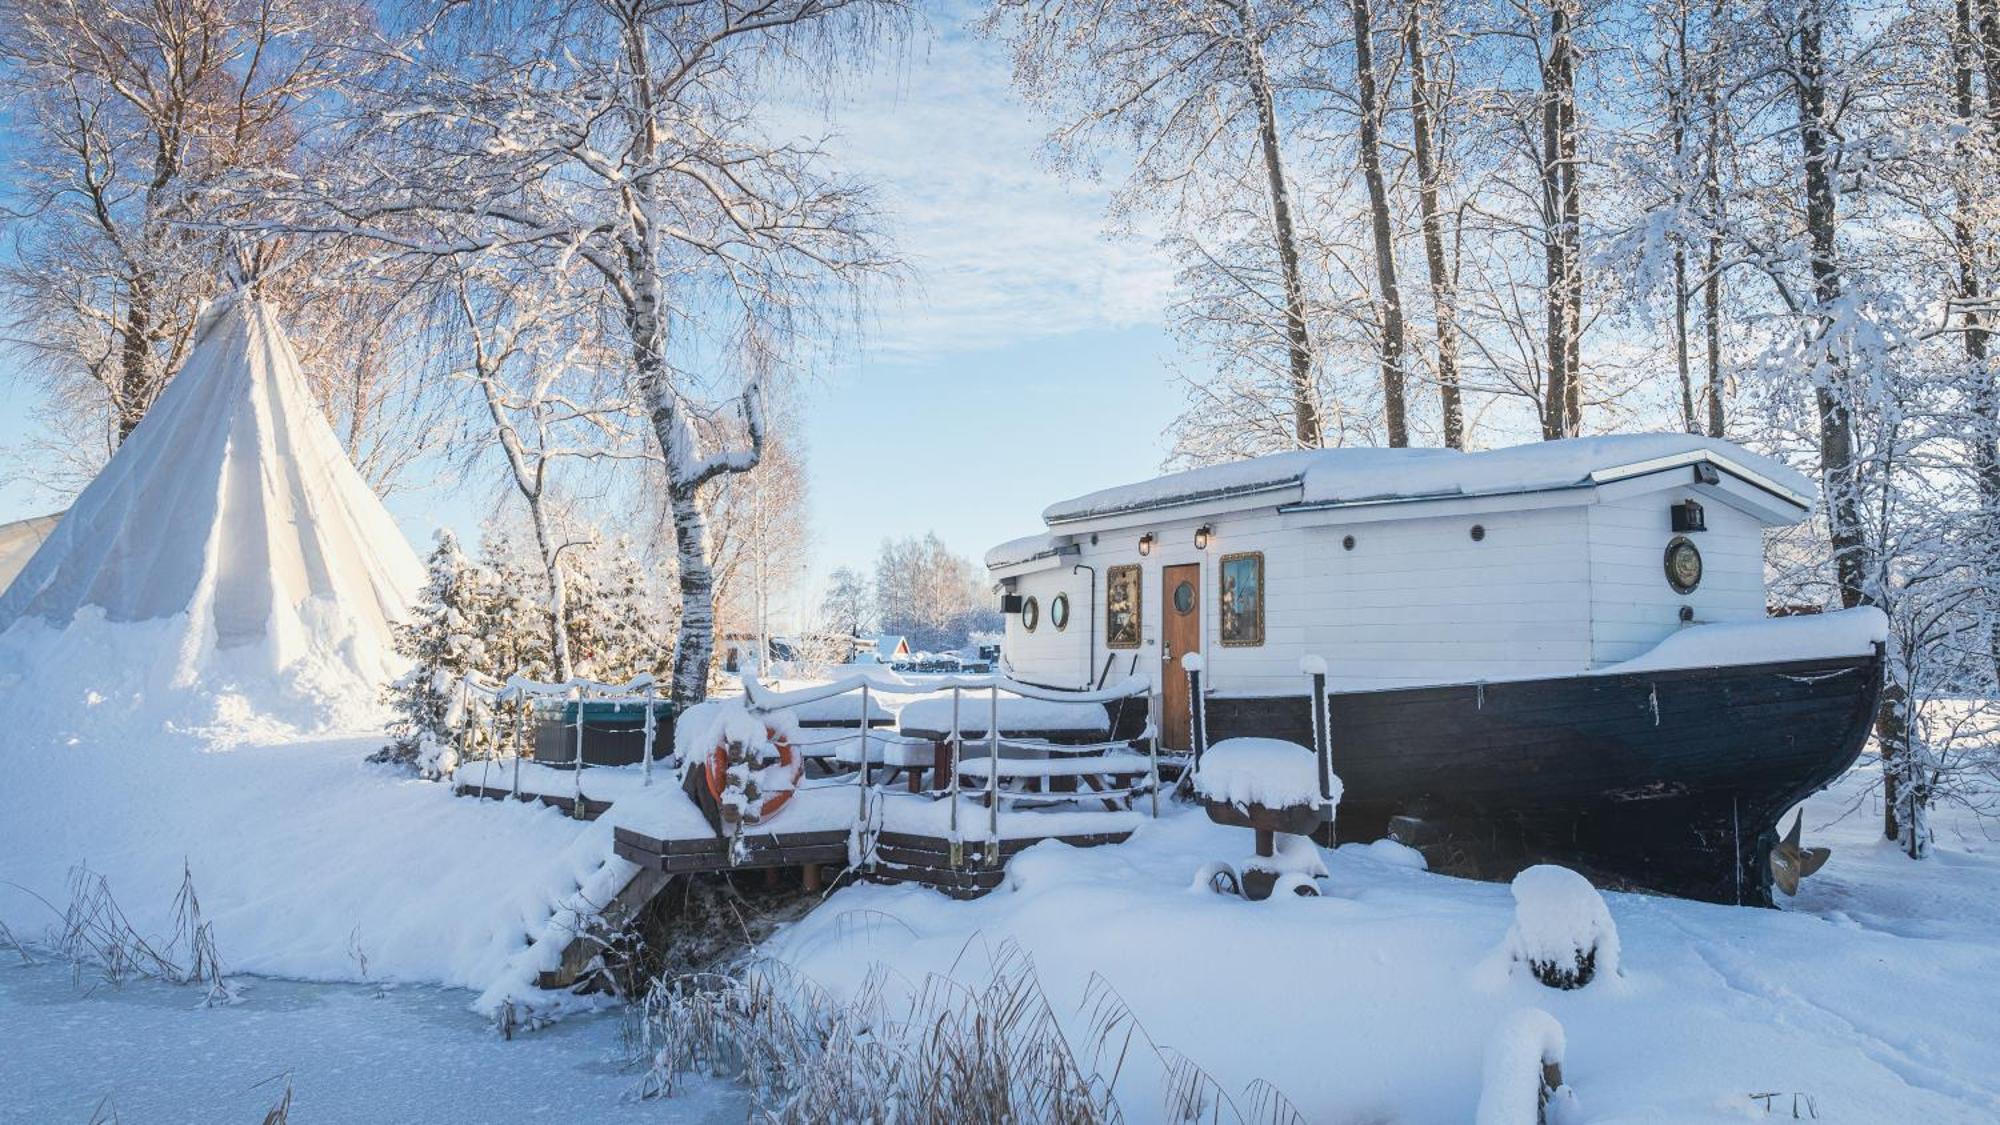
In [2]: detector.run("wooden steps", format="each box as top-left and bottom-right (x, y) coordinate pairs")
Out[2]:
(612, 824), (851, 876)
(867, 827), (1135, 899)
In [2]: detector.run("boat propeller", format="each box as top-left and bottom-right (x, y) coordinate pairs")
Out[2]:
(1769, 813), (1832, 897)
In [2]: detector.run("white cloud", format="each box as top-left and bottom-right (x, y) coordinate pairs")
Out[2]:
(773, 20), (1176, 358)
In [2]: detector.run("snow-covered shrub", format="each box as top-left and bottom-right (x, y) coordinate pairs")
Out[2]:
(635, 947), (1118, 1122)
(1504, 865), (1620, 990)
(634, 941), (1313, 1123)
(1475, 1008), (1578, 1125)
(375, 530), (484, 770)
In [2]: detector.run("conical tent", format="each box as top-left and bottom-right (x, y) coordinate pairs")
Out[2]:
(0, 291), (423, 734)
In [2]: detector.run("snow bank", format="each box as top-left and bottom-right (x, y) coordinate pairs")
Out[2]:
(1339, 838), (1428, 870)
(1505, 866), (1620, 989)
(755, 769), (2000, 1122)
(1194, 738), (1338, 810)
(1475, 1009), (1574, 1125)
(1038, 434), (1811, 524)
(1599, 606), (1887, 675)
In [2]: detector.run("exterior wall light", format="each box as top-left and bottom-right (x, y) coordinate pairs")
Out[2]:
(1138, 533), (1156, 557)
(1194, 524), (1212, 550)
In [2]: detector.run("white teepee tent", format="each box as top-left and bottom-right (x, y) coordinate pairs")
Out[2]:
(0, 288), (423, 736)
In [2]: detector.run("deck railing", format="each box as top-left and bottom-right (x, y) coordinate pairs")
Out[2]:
(739, 671), (1157, 864)
(452, 668), (1161, 854)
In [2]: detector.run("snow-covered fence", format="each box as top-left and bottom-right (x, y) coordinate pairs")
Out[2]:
(452, 672), (669, 815)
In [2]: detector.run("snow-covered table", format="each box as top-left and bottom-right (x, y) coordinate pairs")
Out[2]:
(896, 692), (1123, 799)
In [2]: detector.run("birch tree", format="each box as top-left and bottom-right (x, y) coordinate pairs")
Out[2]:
(280, 0), (904, 706)
(986, 0), (1326, 448)
(0, 0), (371, 449)
(1406, 0), (1465, 448)
(446, 259), (644, 683)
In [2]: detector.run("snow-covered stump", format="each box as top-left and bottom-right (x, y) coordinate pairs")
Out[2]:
(1475, 1009), (1578, 1125)
(1505, 865), (1620, 990)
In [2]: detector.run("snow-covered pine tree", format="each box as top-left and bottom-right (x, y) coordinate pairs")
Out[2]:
(591, 535), (666, 682)
(477, 526), (553, 683)
(377, 530), (484, 774)
(561, 541), (606, 679)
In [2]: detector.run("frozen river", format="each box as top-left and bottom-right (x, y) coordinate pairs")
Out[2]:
(0, 962), (742, 1123)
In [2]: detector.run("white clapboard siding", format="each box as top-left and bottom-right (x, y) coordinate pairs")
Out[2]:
(1585, 490), (1768, 663)
(997, 476), (1785, 697)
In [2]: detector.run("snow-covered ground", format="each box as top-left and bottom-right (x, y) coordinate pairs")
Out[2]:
(3, 728), (1996, 1121)
(763, 761), (2000, 1122)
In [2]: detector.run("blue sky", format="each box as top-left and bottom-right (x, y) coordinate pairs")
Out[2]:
(0, 13), (1188, 611)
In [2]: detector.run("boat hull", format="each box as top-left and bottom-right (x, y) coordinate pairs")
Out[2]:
(1202, 647), (1884, 905)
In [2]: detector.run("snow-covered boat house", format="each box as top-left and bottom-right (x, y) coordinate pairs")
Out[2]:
(987, 435), (1887, 904)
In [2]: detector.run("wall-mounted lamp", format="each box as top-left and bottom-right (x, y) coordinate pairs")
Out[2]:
(1138, 533), (1156, 557)
(1194, 524), (1212, 550)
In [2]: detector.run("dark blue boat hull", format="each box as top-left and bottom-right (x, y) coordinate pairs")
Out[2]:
(1202, 647), (1884, 905)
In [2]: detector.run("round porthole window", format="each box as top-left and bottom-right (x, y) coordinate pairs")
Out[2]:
(1050, 593), (1070, 631)
(1021, 596), (1040, 631)
(1664, 536), (1703, 594)
(1173, 580), (1195, 615)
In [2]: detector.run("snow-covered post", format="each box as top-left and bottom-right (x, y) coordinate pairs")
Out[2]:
(986, 684), (1001, 852)
(1474, 1008), (1575, 1125)
(511, 694), (527, 800)
(856, 682), (874, 823)
(479, 685), (501, 797)
(1146, 675), (1160, 818)
(1504, 866), (1620, 990)
(641, 681), (657, 787)
(1303, 655), (1332, 805)
(1183, 653), (1208, 770)
(948, 685), (963, 865)
(571, 684), (586, 819)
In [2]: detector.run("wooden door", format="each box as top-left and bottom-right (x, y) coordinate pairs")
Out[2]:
(1160, 563), (1202, 750)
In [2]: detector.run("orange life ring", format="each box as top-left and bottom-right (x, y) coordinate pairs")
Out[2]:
(706, 724), (801, 824)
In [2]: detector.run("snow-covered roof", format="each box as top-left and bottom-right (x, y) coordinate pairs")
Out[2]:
(1041, 435), (1814, 525)
(983, 532), (1063, 570)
